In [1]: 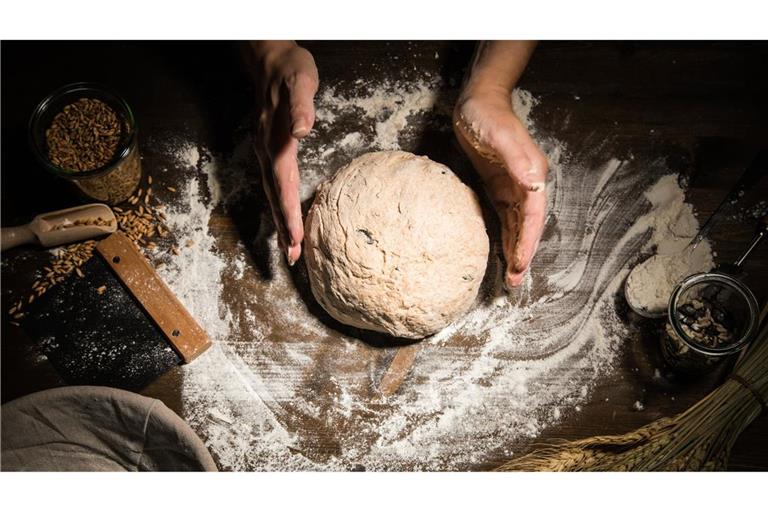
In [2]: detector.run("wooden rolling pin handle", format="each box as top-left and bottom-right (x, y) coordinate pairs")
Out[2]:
(0, 225), (37, 251)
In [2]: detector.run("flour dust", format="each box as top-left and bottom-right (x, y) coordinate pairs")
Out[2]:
(149, 75), (710, 470)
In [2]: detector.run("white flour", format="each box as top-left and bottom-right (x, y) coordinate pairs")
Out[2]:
(147, 76), (710, 470)
(315, 78), (444, 151)
(174, 141), (201, 169)
(624, 175), (714, 315)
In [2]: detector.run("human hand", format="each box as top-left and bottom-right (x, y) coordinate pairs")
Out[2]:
(453, 85), (548, 288)
(249, 41), (319, 265)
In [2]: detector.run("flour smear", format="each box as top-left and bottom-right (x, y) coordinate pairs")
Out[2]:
(150, 75), (709, 470)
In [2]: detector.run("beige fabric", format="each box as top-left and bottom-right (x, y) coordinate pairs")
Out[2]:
(1, 386), (216, 472)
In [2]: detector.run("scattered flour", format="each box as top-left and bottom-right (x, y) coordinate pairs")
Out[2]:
(145, 75), (711, 470)
(624, 175), (714, 316)
(339, 131), (364, 150)
(174, 141), (201, 169)
(315, 79), (444, 151)
(155, 159), (308, 470)
(231, 252), (247, 280)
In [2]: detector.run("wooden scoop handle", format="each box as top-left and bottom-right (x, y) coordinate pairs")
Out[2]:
(0, 225), (37, 251)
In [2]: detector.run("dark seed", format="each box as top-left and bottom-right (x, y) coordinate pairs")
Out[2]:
(679, 304), (697, 317)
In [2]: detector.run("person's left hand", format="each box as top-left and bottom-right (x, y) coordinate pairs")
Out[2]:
(453, 85), (548, 288)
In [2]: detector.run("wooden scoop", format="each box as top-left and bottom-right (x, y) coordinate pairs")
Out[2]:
(1, 203), (117, 251)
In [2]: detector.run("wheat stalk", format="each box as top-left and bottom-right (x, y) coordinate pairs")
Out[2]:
(496, 319), (768, 471)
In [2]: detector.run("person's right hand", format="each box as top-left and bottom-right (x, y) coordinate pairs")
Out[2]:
(453, 84), (548, 288)
(249, 41), (319, 266)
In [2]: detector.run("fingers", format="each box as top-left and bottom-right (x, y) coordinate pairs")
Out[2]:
(252, 44), (317, 267)
(489, 125), (547, 192)
(287, 71), (318, 138)
(509, 189), (547, 284)
(499, 207), (522, 288)
(492, 127), (547, 287)
(270, 136), (304, 265)
(255, 124), (304, 266)
(254, 141), (289, 254)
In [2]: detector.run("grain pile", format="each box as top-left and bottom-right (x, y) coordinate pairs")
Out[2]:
(46, 98), (122, 171)
(6, 175), (178, 324)
(42, 94), (142, 204)
(673, 299), (735, 347)
(50, 217), (114, 231)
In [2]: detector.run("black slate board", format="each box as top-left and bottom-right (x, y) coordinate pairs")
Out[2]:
(21, 254), (181, 390)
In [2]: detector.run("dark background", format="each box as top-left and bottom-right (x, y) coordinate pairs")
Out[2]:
(2, 41), (768, 470)
(4, 41), (768, 222)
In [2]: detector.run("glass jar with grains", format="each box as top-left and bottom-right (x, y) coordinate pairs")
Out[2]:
(661, 272), (759, 374)
(29, 83), (142, 205)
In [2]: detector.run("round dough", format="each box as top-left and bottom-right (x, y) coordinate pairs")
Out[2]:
(304, 151), (489, 339)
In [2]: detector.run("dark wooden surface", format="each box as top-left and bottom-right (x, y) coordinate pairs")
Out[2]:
(2, 41), (768, 470)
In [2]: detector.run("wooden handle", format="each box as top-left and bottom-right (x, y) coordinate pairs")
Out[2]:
(96, 233), (211, 363)
(379, 344), (421, 396)
(1, 225), (37, 251)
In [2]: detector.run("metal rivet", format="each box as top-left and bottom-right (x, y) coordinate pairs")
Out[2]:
(112, 256), (120, 263)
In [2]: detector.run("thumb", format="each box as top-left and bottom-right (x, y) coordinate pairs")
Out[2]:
(288, 72), (318, 138)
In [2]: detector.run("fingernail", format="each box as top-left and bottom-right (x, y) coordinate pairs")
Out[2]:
(287, 255), (295, 267)
(292, 123), (308, 137)
(505, 273), (522, 289)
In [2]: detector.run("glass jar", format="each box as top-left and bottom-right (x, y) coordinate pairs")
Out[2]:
(661, 272), (759, 374)
(29, 82), (142, 205)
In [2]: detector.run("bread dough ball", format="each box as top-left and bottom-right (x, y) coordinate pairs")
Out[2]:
(304, 151), (489, 338)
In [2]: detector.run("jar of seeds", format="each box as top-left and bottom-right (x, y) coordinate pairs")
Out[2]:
(29, 83), (142, 205)
(662, 272), (759, 374)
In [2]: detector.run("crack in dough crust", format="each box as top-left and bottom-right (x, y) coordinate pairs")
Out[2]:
(304, 151), (490, 339)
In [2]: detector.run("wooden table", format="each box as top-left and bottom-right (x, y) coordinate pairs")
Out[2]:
(2, 41), (767, 470)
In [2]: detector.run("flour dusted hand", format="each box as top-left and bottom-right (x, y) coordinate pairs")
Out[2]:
(453, 41), (547, 288)
(304, 151), (490, 339)
(454, 90), (548, 289)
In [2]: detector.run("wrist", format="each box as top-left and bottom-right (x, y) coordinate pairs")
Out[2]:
(464, 68), (515, 95)
(462, 41), (536, 99)
(249, 40), (296, 61)
(459, 78), (512, 108)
